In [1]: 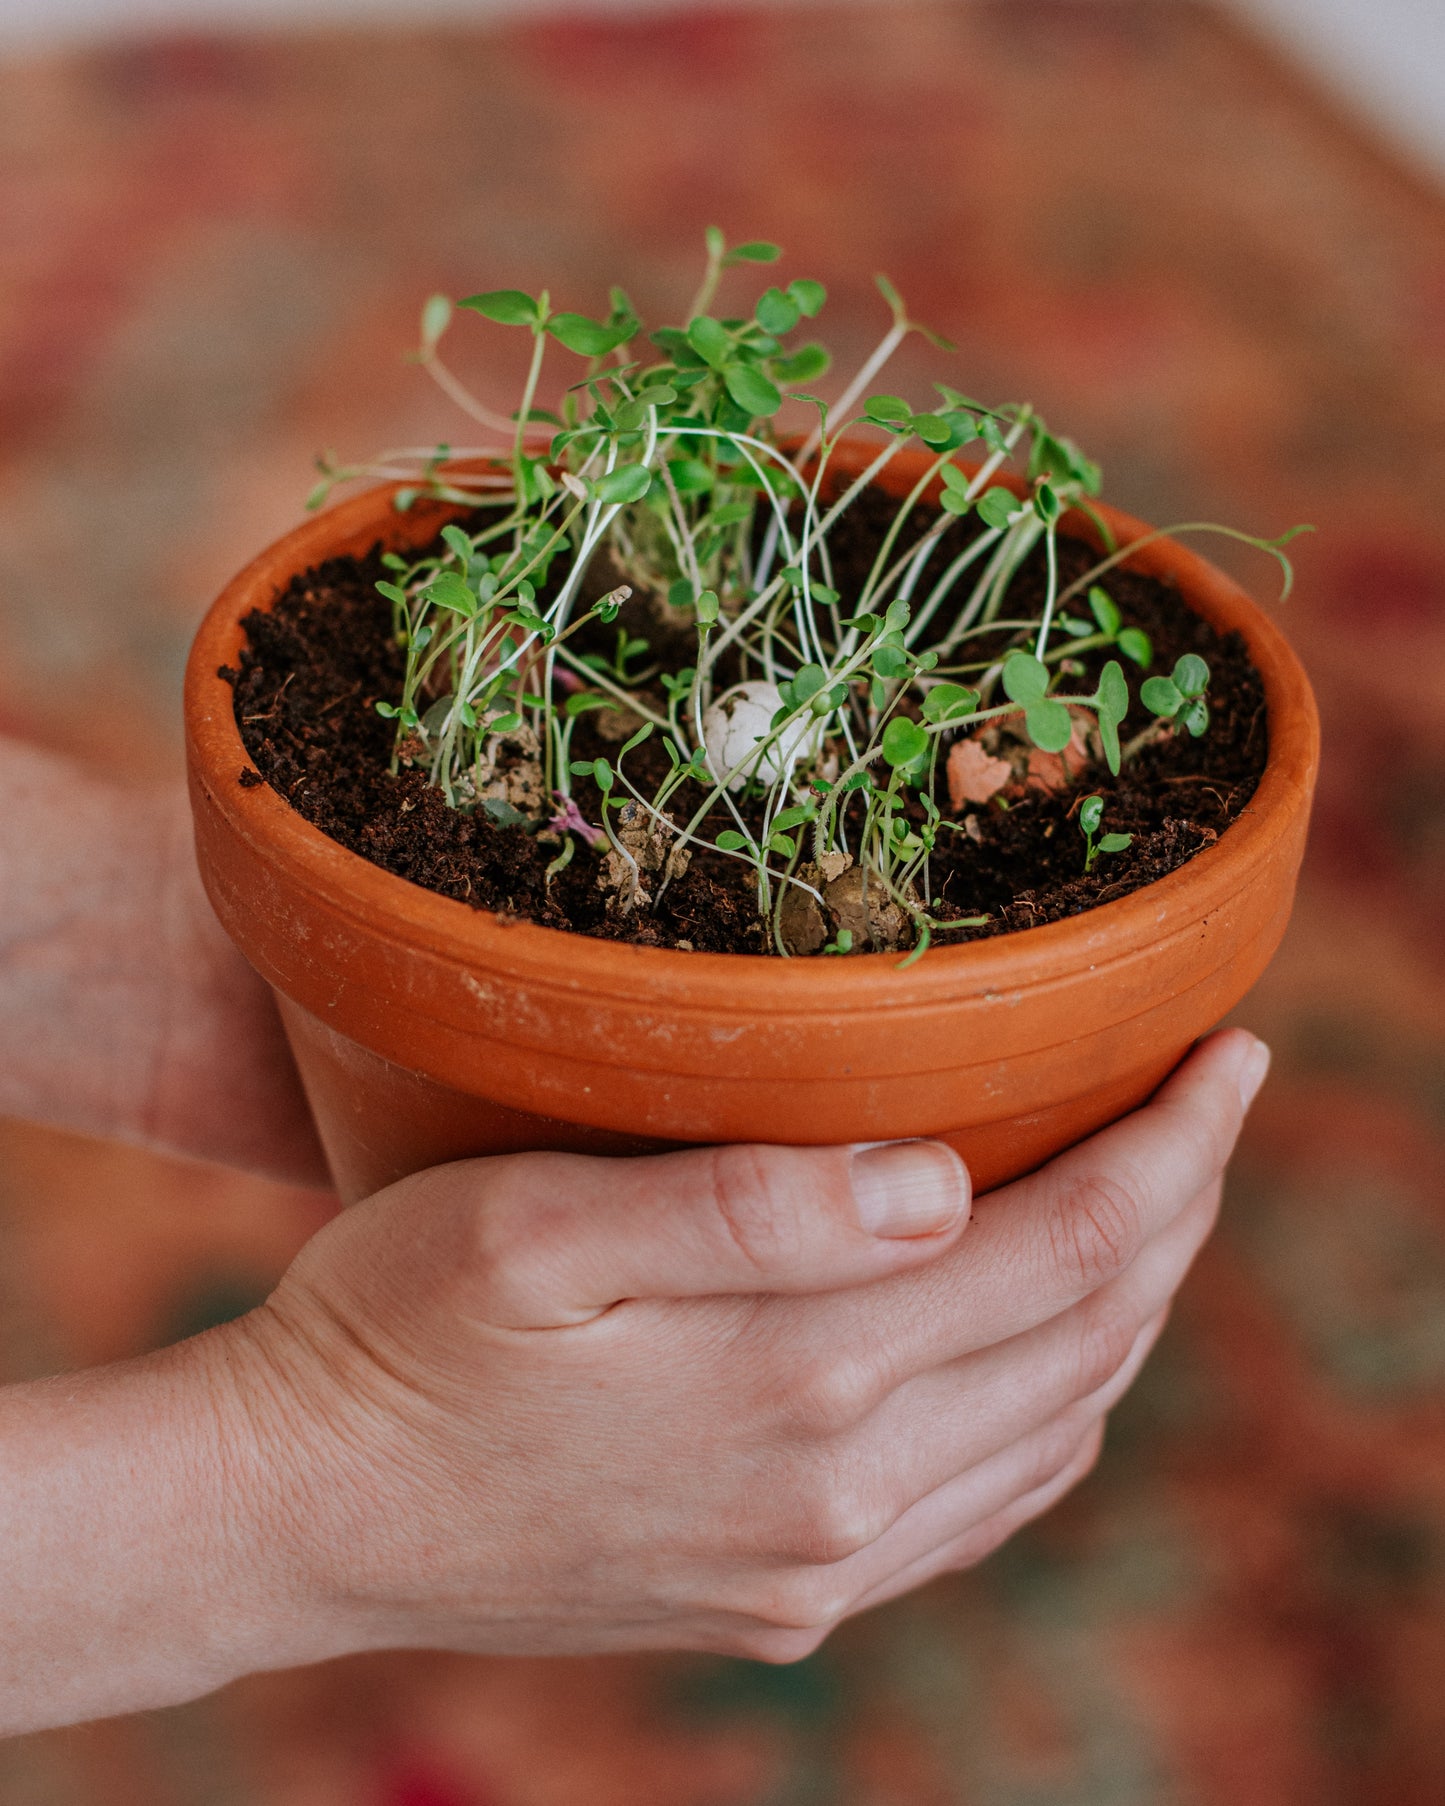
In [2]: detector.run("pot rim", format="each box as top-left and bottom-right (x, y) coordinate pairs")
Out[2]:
(185, 443), (1319, 1010)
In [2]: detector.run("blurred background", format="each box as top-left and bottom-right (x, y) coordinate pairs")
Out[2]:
(2, 0), (1444, 1800)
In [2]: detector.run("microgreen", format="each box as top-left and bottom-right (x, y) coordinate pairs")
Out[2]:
(1141, 654), (1212, 737)
(1078, 793), (1133, 874)
(1055, 585), (1152, 670)
(317, 230), (1304, 957)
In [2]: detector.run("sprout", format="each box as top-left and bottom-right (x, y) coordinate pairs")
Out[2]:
(322, 229), (1303, 957)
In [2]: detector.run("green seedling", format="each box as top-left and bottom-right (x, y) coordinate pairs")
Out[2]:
(315, 230), (1303, 958)
(1055, 586), (1152, 669)
(1078, 794), (1133, 873)
(1140, 654), (1212, 737)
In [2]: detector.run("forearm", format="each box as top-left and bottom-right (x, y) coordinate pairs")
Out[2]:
(0, 740), (169, 1138)
(0, 738), (327, 1184)
(0, 1325), (321, 1735)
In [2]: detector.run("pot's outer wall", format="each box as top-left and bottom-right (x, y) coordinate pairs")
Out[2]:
(186, 447), (1319, 1202)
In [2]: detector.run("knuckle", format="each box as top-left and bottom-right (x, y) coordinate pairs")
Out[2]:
(707, 1144), (805, 1276)
(783, 1351), (887, 1438)
(765, 1464), (892, 1564)
(732, 1623), (832, 1665)
(1047, 1170), (1147, 1292)
(1024, 1417), (1097, 1496)
(746, 1568), (853, 1636)
(1069, 1296), (1142, 1401)
(1075, 1420), (1107, 1480)
(459, 1195), (543, 1320)
(807, 1490), (892, 1564)
(947, 1519), (1012, 1573)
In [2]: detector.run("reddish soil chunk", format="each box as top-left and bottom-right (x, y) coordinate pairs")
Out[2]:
(227, 496), (1266, 954)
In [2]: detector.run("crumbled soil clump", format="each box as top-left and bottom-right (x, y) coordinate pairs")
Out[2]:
(227, 492), (1267, 954)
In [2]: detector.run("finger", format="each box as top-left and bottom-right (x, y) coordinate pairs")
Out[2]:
(768, 1028), (1264, 1382)
(822, 1260), (1172, 1531)
(736, 1299), (1159, 1608)
(846, 1424), (1106, 1617)
(410, 1136), (971, 1328)
(836, 1303), (1164, 1580)
(835, 1177), (1213, 1504)
(721, 1413), (1109, 1656)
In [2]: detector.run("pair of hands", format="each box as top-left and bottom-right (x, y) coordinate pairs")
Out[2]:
(0, 740), (1266, 1726)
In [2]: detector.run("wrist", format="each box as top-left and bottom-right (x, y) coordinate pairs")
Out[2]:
(172, 1308), (380, 1683)
(210, 1292), (448, 1666)
(0, 1315), (359, 1735)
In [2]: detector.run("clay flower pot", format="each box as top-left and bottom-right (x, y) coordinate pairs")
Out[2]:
(185, 447), (1318, 1203)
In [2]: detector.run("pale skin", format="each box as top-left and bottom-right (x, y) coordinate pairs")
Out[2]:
(0, 737), (1269, 1736)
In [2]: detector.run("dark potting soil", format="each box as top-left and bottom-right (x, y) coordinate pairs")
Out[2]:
(226, 491), (1267, 955)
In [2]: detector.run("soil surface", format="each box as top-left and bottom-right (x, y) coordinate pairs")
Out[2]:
(227, 492), (1267, 954)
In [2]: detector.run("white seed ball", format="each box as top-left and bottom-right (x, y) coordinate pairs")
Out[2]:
(701, 681), (812, 792)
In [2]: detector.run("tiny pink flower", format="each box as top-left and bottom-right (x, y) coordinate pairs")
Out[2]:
(549, 793), (604, 848)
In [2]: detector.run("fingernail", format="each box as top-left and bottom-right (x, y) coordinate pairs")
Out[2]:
(1238, 1038), (1272, 1111)
(850, 1140), (970, 1238)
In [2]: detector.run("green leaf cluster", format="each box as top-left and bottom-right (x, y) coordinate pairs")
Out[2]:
(1141, 654), (1211, 737)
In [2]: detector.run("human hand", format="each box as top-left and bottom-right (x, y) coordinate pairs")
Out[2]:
(214, 1028), (1267, 1671)
(0, 739), (327, 1185)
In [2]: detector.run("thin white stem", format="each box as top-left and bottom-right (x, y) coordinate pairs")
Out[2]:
(1034, 526), (1060, 660)
(552, 646), (673, 729)
(904, 528), (1001, 647)
(421, 351), (543, 440)
(814, 438), (905, 541)
(792, 321), (908, 470)
(513, 327), (549, 472)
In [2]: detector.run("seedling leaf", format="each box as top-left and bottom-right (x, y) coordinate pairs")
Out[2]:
(1001, 651), (1049, 704)
(548, 312), (627, 356)
(1024, 699), (1073, 753)
(881, 717), (929, 769)
(564, 693), (619, 719)
(773, 344), (830, 383)
(724, 364), (783, 416)
(977, 487), (1018, 530)
(459, 289), (538, 326)
(1173, 653), (1210, 697)
(1088, 585), (1120, 637)
(921, 682), (979, 723)
(595, 465), (653, 506)
(687, 316), (731, 369)
(756, 287), (800, 335)
(787, 278), (827, 316)
(425, 571), (477, 616)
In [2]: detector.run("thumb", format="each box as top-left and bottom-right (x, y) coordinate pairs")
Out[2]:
(430, 1138), (972, 1328)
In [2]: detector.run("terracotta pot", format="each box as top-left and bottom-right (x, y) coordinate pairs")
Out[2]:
(185, 445), (1318, 1203)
